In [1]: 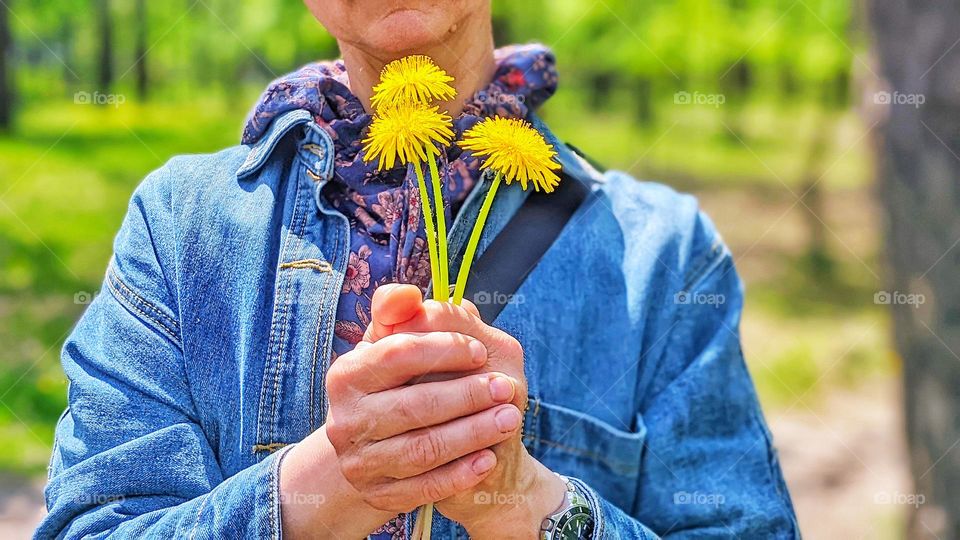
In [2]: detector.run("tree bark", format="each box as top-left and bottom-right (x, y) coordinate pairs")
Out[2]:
(867, 1), (960, 538)
(0, 0), (13, 131)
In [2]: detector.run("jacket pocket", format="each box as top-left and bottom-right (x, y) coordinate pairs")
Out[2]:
(523, 399), (645, 511)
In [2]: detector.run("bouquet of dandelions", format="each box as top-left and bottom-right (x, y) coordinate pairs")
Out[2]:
(362, 56), (561, 540)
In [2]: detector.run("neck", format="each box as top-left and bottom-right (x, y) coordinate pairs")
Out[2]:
(338, 15), (496, 117)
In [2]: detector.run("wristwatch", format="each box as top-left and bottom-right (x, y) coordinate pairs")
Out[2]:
(539, 475), (595, 539)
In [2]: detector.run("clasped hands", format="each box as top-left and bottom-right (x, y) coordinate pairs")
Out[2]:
(279, 284), (566, 539)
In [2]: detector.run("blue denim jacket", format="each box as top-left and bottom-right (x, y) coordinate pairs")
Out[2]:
(38, 109), (798, 539)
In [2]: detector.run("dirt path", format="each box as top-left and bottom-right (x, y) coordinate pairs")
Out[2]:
(769, 378), (912, 539)
(0, 475), (44, 539)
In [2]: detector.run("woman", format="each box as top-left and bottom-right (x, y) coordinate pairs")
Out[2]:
(38, 1), (798, 538)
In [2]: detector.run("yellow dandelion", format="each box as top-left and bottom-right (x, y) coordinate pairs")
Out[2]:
(459, 117), (562, 192)
(362, 102), (454, 171)
(451, 118), (563, 305)
(370, 55), (456, 112)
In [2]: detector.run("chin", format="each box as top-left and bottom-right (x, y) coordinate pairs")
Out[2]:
(366, 8), (451, 55)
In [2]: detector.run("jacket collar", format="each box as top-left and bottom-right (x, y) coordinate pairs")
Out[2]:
(236, 109), (335, 181)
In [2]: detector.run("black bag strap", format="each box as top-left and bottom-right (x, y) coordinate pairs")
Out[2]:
(463, 167), (592, 323)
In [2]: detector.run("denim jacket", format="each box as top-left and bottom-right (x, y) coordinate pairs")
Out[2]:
(38, 109), (799, 539)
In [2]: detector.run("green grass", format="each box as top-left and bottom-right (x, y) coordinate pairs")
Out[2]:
(0, 95), (886, 476)
(0, 99), (248, 475)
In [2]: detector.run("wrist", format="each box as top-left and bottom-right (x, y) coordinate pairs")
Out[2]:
(466, 456), (567, 540)
(279, 426), (394, 538)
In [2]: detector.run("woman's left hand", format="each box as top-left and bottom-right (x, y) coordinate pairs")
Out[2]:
(363, 285), (567, 539)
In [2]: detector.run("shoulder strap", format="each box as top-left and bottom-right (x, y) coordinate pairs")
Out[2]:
(464, 167), (592, 323)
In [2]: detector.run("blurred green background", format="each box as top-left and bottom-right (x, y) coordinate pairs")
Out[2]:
(0, 0), (900, 537)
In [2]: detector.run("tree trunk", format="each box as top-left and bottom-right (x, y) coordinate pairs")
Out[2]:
(799, 109), (833, 278)
(60, 18), (78, 86)
(589, 72), (615, 110)
(96, 0), (113, 93)
(134, 0), (147, 100)
(0, 0), (13, 131)
(868, 1), (960, 538)
(634, 76), (654, 125)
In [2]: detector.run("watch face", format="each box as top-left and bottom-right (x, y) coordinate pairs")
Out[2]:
(555, 507), (595, 539)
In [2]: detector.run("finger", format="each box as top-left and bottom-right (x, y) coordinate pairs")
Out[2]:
(392, 300), (486, 339)
(365, 404), (522, 479)
(391, 300), (521, 362)
(459, 298), (481, 318)
(365, 284), (425, 342)
(362, 372), (518, 439)
(366, 449), (497, 512)
(330, 332), (487, 394)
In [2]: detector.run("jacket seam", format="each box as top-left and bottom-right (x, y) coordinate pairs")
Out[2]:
(257, 163), (301, 449)
(188, 492), (210, 540)
(643, 251), (733, 410)
(271, 445), (295, 540)
(105, 264), (183, 349)
(531, 436), (640, 476)
(308, 168), (334, 430)
(308, 197), (342, 431)
(269, 174), (312, 432)
(681, 237), (728, 293)
(107, 262), (181, 335)
(258, 186), (299, 450)
(257, 163), (311, 450)
(747, 394), (802, 537)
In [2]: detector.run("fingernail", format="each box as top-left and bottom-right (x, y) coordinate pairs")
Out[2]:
(469, 340), (487, 364)
(488, 376), (515, 402)
(494, 407), (521, 433)
(471, 452), (496, 475)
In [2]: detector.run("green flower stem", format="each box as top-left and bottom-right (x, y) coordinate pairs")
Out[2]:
(452, 171), (503, 306)
(422, 504), (434, 539)
(412, 502), (434, 540)
(413, 161), (440, 299)
(412, 159), (446, 540)
(427, 157), (449, 302)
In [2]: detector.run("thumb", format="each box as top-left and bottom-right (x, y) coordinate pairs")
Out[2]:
(364, 283), (424, 342)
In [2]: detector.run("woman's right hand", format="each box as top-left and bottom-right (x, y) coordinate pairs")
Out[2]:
(278, 284), (523, 538)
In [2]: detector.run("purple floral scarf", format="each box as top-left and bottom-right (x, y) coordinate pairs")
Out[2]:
(243, 44), (558, 539)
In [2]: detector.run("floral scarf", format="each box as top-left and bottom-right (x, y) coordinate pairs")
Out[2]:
(242, 44), (558, 538)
